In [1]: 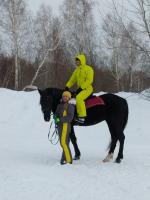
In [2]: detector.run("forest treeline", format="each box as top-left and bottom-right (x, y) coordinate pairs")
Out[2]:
(0, 0), (150, 92)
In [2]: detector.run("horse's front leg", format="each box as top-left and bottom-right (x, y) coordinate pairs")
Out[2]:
(70, 125), (81, 160)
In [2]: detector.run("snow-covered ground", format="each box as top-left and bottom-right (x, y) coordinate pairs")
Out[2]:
(0, 88), (150, 200)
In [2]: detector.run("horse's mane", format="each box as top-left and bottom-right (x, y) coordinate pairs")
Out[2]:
(45, 88), (63, 99)
(44, 88), (64, 113)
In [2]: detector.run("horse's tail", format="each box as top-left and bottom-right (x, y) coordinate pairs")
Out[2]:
(106, 140), (111, 151)
(122, 99), (129, 131)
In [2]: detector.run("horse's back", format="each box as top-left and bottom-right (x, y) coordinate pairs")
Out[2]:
(100, 93), (128, 130)
(100, 93), (127, 105)
(100, 93), (128, 113)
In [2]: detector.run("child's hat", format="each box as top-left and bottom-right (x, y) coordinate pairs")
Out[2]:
(62, 91), (72, 99)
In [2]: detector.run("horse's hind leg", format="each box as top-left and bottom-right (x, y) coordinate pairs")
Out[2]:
(70, 125), (81, 160)
(109, 133), (118, 154)
(115, 100), (128, 163)
(115, 133), (125, 163)
(103, 138), (116, 162)
(109, 128), (126, 163)
(104, 119), (125, 163)
(103, 122), (118, 162)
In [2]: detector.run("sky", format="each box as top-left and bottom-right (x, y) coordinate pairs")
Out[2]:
(27, 0), (130, 13)
(27, 0), (64, 14)
(27, 0), (113, 16)
(27, 0), (134, 26)
(0, 88), (150, 200)
(26, 0), (117, 28)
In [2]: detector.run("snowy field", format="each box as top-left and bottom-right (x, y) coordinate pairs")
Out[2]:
(0, 88), (150, 200)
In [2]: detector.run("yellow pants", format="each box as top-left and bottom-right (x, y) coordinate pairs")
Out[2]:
(59, 109), (72, 163)
(76, 86), (93, 117)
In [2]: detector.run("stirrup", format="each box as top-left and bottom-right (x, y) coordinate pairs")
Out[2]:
(75, 117), (85, 124)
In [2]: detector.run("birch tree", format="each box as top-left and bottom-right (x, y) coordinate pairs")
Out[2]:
(24, 0), (97, 90)
(102, 13), (124, 91)
(60, 0), (97, 65)
(0, 0), (28, 90)
(23, 5), (64, 89)
(104, 0), (150, 90)
(110, 0), (150, 72)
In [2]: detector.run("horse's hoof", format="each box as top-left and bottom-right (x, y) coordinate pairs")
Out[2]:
(103, 153), (113, 162)
(73, 155), (80, 160)
(115, 158), (122, 163)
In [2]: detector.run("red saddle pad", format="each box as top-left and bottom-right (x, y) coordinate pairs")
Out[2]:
(85, 96), (105, 109)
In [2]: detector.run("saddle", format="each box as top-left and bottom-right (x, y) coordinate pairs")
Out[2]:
(85, 95), (105, 109)
(69, 95), (105, 109)
(69, 95), (105, 125)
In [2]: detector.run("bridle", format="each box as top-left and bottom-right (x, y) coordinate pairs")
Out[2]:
(47, 113), (59, 145)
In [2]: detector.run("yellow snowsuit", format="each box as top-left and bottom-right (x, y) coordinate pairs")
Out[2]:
(66, 54), (94, 117)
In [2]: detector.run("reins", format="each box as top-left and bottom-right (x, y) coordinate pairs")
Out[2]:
(48, 114), (59, 145)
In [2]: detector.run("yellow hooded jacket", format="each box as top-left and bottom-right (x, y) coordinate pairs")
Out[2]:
(66, 54), (94, 90)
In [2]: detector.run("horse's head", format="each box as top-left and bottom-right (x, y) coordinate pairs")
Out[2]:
(38, 89), (53, 121)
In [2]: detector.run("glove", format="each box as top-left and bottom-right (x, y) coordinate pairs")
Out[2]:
(75, 88), (82, 95)
(53, 115), (60, 124)
(65, 86), (69, 91)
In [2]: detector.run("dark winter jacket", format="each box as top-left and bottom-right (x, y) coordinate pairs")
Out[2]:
(55, 102), (75, 124)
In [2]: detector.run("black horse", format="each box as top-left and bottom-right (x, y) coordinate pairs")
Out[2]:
(38, 88), (128, 163)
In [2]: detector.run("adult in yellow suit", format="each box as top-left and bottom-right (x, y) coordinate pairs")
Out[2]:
(65, 54), (94, 123)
